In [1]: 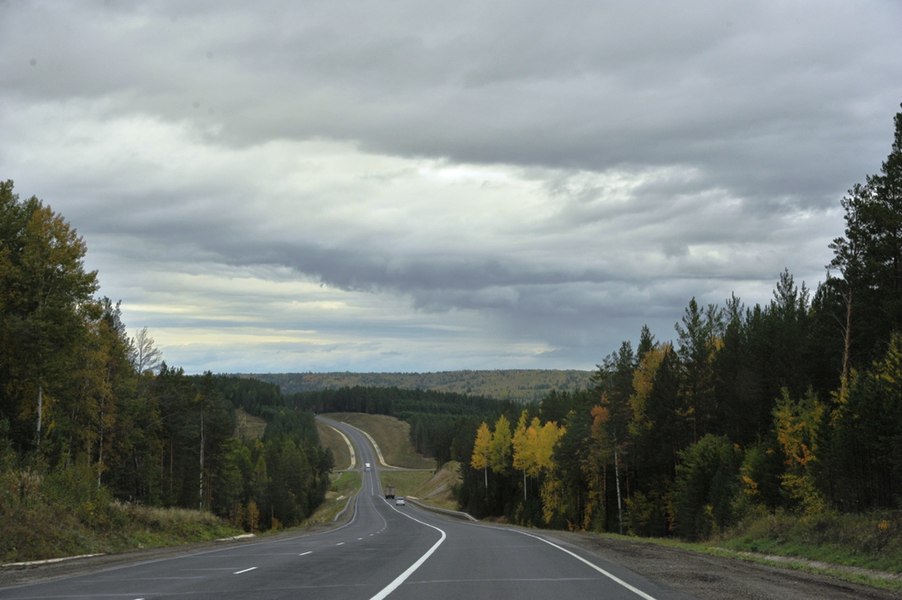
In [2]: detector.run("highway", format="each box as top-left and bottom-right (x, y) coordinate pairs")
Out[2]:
(0, 417), (698, 600)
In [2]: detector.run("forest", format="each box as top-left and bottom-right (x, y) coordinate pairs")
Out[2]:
(452, 106), (902, 539)
(0, 181), (331, 539)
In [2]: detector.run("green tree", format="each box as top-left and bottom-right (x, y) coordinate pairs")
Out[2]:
(673, 434), (740, 540)
(0, 181), (98, 456)
(824, 333), (902, 510)
(676, 298), (723, 441)
(829, 104), (902, 391)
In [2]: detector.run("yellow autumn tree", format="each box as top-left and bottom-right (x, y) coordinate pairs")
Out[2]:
(471, 421), (492, 489)
(534, 419), (566, 525)
(536, 421), (564, 472)
(629, 344), (668, 436)
(773, 388), (826, 513)
(488, 414), (512, 473)
(511, 411), (532, 499)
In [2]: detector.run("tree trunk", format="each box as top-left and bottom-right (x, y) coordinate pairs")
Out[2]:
(199, 409), (205, 511)
(36, 385), (43, 448)
(614, 444), (624, 535)
(840, 289), (853, 402)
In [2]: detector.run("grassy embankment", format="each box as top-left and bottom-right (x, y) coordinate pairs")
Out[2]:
(707, 509), (902, 591)
(0, 464), (243, 564)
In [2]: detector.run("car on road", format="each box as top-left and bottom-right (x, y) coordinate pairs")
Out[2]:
(395, 496), (406, 506)
(365, 462), (371, 471)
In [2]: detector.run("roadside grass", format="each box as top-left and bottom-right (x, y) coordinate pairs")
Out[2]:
(316, 420), (352, 470)
(106, 503), (240, 549)
(303, 470), (361, 526)
(1, 465), (241, 563)
(325, 413), (435, 469)
(379, 470), (433, 498)
(714, 508), (902, 574)
(411, 461), (461, 510)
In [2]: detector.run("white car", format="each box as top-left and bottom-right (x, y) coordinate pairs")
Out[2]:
(395, 497), (406, 506)
(364, 462), (371, 471)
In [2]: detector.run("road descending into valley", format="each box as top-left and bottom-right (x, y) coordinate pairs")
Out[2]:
(0, 417), (697, 599)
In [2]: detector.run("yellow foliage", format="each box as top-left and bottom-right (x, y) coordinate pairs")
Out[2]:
(541, 474), (563, 525)
(471, 422), (492, 471)
(630, 344), (669, 431)
(488, 414), (512, 472)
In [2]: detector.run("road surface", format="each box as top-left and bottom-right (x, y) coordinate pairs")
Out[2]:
(0, 416), (696, 599)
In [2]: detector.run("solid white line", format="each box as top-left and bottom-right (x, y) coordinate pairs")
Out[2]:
(233, 567), (257, 575)
(513, 530), (659, 600)
(369, 504), (447, 600)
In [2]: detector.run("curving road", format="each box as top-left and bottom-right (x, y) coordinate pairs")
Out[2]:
(0, 417), (698, 600)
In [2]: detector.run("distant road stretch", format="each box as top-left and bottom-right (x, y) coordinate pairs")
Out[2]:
(0, 417), (696, 600)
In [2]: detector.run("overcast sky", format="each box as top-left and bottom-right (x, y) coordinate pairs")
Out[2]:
(2, 1), (901, 374)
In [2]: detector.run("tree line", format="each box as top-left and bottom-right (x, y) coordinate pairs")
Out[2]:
(456, 105), (902, 539)
(0, 181), (330, 532)
(291, 385), (514, 466)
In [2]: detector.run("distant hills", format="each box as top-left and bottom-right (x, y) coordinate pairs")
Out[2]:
(248, 369), (594, 403)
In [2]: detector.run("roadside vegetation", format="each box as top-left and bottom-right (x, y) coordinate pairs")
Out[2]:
(717, 509), (902, 574)
(0, 461), (241, 563)
(303, 470), (361, 526)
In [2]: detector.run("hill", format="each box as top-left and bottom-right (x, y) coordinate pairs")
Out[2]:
(248, 369), (592, 402)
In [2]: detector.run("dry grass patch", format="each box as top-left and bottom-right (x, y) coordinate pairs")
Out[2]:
(316, 420), (352, 470)
(326, 413), (434, 469)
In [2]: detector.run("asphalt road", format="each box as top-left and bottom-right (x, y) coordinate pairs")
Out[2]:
(0, 417), (699, 600)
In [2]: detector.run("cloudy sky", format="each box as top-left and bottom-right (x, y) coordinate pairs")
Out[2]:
(2, 1), (901, 374)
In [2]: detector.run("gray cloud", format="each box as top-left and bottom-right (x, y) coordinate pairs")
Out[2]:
(1, 0), (900, 372)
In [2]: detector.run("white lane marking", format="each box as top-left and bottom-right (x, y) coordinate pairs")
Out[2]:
(358, 537), (364, 541)
(369, 503), (447, 600)
(299, 551), (313, 556)
(513, 530), (659, 600)
(233, 567), (257, 575)
(336, 542), (345, 546)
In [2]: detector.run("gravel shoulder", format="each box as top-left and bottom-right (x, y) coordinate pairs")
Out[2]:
(550, 530), (900, 600)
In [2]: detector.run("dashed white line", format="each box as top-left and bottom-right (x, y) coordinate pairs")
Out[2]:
(336, 542), (345, 546)
(233, 567), (257, 575)
(299, 551), (313, 556)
